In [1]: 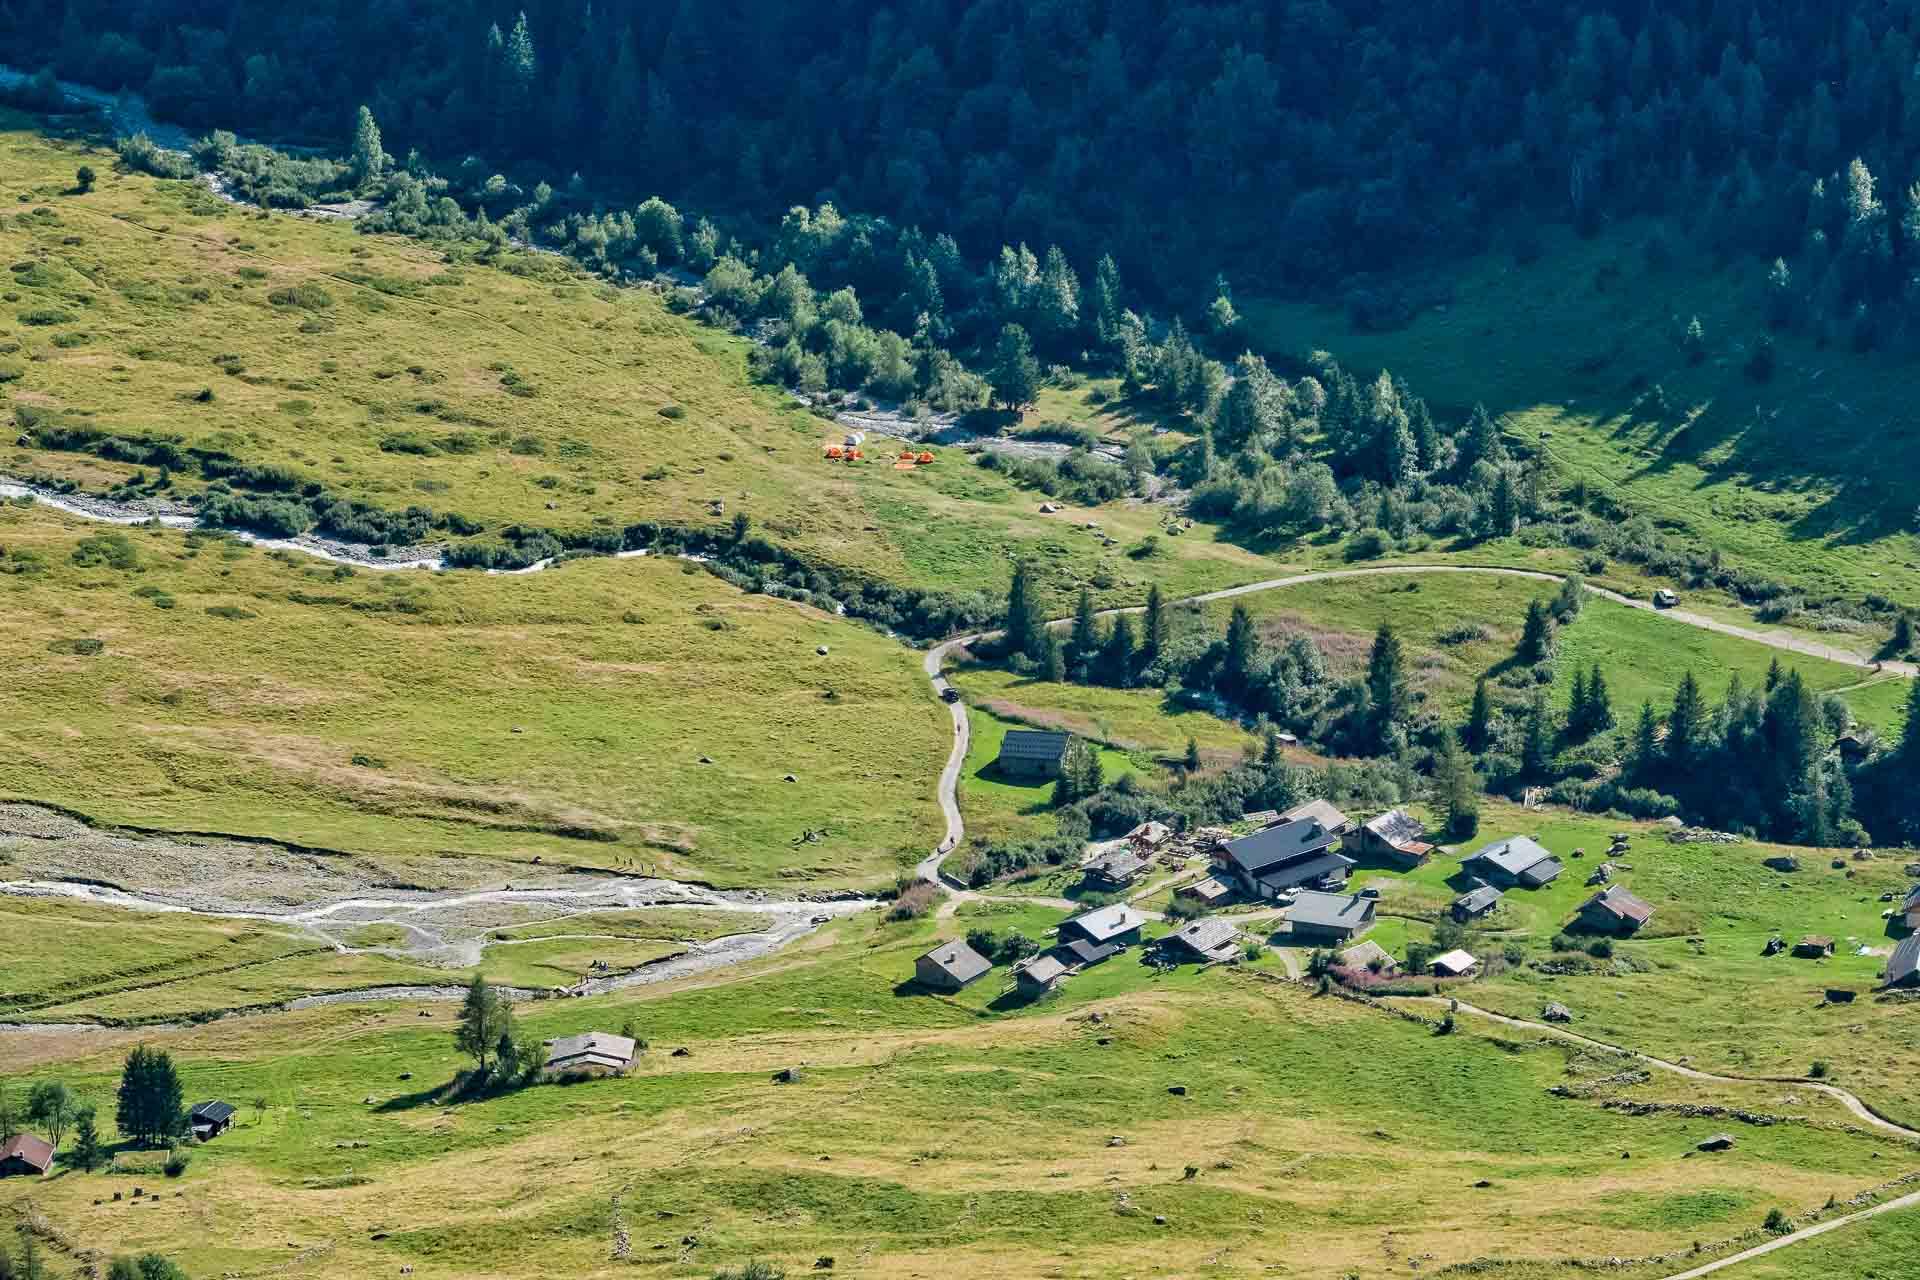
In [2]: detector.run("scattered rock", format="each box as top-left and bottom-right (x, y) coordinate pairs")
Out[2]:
(1697, 1134), (1736, 1152)
(1167, 1084), (1187, 1096)
(1542, 1002), (1573, 1023)
(783, 773), (797, 783)
(671, 1047), (691, 1058)
(1153, 1215), (1167, 1226)
(398, 1072), (412, 1081)
(1472, 1179), (1493, 1188)
(772, 1066), (804, 1084)
(1764, 855), (1800, 873)
(1107, 1136), (1126, 1148)
(1096, 1036), (1112, 1045)
(816, 645), (829, 655)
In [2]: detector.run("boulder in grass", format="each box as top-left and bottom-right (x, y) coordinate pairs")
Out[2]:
(1697, 1134), (1736, 1152)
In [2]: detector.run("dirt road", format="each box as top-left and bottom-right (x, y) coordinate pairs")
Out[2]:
(916, 563), (1916, 886)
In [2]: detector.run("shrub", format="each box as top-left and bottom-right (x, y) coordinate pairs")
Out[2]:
(47, 636), (105, 656)
(1763, 1208), (1789, 1234)
(1809, 1060), (1830, 1079)
(162, 1148), (190, 1178)
(884, 880), (938, 921)
(266, 282), (334, 310)
(18, 306), (74, 325)
(713, 1263), (785, 1280)
(204, 605), (256, 620)
(658, 404), (686, 419)
(509, 435), (546, 456)
(1586, 938), (1614, 959)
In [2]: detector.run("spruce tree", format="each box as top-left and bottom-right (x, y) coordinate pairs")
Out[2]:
(1461, 403), (1506, 468)
(1568, 667), (1590, 737)
(114, 1046), (184, 1148)
(1765, 656), (1784, 692)
(1521, 692), (1554, 780)
(1466, 678), (1493, 752)
(1488, 469), (1519, 536)
(1433, 734), (1480, 839)
(1366, 625), (1409, 749)
(1068, 588), (1099, 670)
(1223, 605), (1258, 699)
(1517, 598), (1555, 664)
(1667, 672), (1705, 771)
(1184, 737), (1202, 772)
(70, 1106), (102, 1172)
(1142, 584), (1167, 661)
(1630, 700), (1660, 779)
(1099, 614), (1136, 687)
(1002, 563), (1043, 662)
(1261, 728), (1281, 767)
(1586, 665), (1615, 733)
(989, 323), (1040, 409)
(1042, 633), (1066, 683)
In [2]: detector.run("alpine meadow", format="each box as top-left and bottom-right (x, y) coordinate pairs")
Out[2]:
(6, 5), (1920, 1280)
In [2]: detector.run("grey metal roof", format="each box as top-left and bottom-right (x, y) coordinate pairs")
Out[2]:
(544, 1031), (638, 1068)
(1252, 849), (1355, 892)
(1087, 848), (1150, 881)
(1282, 798), (1353, 830)
(918, 940), (992, 984)
(1518, 858), (1564, 887)
(1287, 890), (1376, 931)
(1016, 954), (1068, 985)
(1887, 934), (1920, 986)
(190, 1100), (236, 1123)
(1365, 809), (1427, 845)
(1431, 948), (1478, 976)
(1165, 917), (1240, 956)
(1225, 818), (1343, 875)
(1454, 885), (1503, 912)
(998, 729), (1070, 761)
(1063, 903), (1147, 943)
(1052, 938), (1118, 966)
(1580, 886), (1654, 924)
(1466, 836), (1558, 877)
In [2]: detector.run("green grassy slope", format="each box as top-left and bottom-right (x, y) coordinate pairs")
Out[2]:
(1243, 218), (1920, 605)
(0, 503), (947, 886)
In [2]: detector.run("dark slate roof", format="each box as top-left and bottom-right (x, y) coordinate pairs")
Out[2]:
(1052, 938), (1118, 966)
(1580, 886), (1654, 925)
(1063, 903), (1147, 943)
(1164, 917), (1240, 957)
(191, 1100), (236, 1124)
(1453, 885), (1504, 913)
(998, 730), (1071, 761)
(1518, 858), (1564, 887)
(1252, 850), (1355, 892)
(1087, 848), (1150, 881)
(1287, 890), (1375, 932)
(919, 940), (992, 985)
(1466, 836), (1558, 878)
(1224, 817), (1341, 875)
(1888, 934), (1920, 985)
(1016, 954), (1068, 986)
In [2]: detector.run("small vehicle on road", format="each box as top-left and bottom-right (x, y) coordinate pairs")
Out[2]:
(1652, 588), (1680, 608)
(941, 687), (961, 704)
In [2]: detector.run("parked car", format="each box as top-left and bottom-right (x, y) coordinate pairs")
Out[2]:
(941, 687), (961, 704)
(1653, 588), (1680, 608)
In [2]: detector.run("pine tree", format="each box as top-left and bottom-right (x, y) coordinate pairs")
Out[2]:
(114, 1046), (185, 1148)
(1461, 403), (1507, 468)
(1099, 614), (1136, 687)
(349, 105), (388, 184)
(1517, 598), (1555, 664)
(1890, 613), (1915, 658)
(1184, 737), (1202, 772)
(1901, 677), (1920, 766)
(1261, 728), (1281, 767)
(1042, 633), (1066, 683)
(1091, 253), (1123, 349)
(454, 974), (509, 1075)
(1765, 656), (1784, 691)
(1465, 678), (1493, 751)
(1433, 734), (1480, 839)
(1002, 562), (1043, 662)
(1488, 468), (1519, 537)
(1586, 665), (1615, 733)
(1552, 574), (1585, 623)
(1142, 584), (1167, 661)
(70, 1105), (103, 1171)
(1366, 625), (1409, 749)
(1667, 671), (1705, 771)
(989, 323), (1040, 409)
(1223, 605), (1258, 699)
(1068, 588), (1099, 670)
(1521, 692), (1554, 780)
(1568, 667), (1590, 737)
(1629, 700), (1660, 779)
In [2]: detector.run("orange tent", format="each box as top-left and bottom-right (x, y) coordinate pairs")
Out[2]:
(825, 445), (844, 458)
(916, 451), (936, 464)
